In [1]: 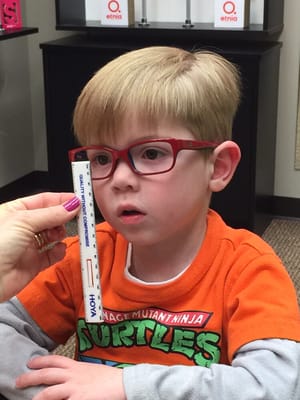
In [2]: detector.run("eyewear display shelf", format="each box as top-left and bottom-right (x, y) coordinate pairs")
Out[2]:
(55, 0), (284, 42)
(41, 3), (283, 233)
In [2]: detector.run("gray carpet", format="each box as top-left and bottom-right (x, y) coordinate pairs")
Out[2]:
(262, 217), (300, 303)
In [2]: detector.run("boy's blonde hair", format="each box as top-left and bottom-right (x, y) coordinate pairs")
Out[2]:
(73, 46), (241, 145)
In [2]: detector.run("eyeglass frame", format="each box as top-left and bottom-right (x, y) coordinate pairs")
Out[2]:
(68, 138), (220, 180)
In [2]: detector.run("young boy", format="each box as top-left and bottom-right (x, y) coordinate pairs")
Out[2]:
(0, 47), (300, 400)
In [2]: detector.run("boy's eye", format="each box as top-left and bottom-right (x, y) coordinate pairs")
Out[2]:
(142, 148), (164, 160)
(138, 146), (170, 161)
(88, 150), (112, 166)
(94, 153), (111, 165)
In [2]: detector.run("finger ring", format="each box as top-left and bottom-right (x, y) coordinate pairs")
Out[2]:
(34, 231), (49, 251)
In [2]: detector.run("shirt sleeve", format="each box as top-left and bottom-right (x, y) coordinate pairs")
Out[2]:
(123, 338), (300, 400)
(0, 297), (56, 400)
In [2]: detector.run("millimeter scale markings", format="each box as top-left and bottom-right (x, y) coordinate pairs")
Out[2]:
(71, 161), (104, 323)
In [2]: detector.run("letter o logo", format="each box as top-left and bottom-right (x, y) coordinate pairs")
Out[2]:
(223, 1), (236, 14)
(108, 0), (120, 13)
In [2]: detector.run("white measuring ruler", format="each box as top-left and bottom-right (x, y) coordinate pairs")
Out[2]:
(71, 161), (104, 323)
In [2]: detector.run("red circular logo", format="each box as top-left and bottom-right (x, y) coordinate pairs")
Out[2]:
(223, 1), (236, 15)
(108, 0), (120, 13)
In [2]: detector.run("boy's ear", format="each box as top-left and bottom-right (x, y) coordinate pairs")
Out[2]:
(209, 141), (241, 192)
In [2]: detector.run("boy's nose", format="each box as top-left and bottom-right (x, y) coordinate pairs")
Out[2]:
(111, 159), (139, 191)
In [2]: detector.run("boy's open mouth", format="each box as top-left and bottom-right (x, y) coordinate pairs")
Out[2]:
(122, 210), (142, 216)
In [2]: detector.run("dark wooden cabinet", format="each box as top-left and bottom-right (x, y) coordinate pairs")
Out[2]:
(40, 30), (281, 232)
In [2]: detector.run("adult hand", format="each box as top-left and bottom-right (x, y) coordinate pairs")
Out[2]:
(16, 355), (126, 400)
(0, 192), (80, 302)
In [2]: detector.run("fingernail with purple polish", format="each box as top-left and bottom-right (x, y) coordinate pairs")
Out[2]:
(63, 196), (81, 212)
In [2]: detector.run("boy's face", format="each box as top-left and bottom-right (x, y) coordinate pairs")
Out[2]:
(92, 117), (213, 247)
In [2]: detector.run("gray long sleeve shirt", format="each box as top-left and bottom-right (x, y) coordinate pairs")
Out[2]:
(0, 298), (300, 400)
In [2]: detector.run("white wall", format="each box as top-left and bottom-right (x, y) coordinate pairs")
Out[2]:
(0, 0), (299, 198)
(23, 0), (72, 172)
(0, 36), (33, 186)
(274, 0), (300, 198)
(0, 0), (71, 186)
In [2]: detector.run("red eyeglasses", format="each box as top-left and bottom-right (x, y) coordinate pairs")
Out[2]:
(69, 138), (219, 180)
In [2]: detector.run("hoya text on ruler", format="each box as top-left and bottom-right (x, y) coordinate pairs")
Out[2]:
(71, 160), (104, 323)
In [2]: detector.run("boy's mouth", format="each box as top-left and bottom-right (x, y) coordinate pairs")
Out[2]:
(117, 205), (146, 219)
(117, 204), (146, 220)
(118, 206), (146, 224)
(122, 209), (142, 216)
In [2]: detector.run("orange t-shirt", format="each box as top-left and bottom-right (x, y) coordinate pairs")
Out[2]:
(18, 210), (300, 368)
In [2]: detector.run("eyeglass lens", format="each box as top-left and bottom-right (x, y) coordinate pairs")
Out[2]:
(76, 141), (175, 179)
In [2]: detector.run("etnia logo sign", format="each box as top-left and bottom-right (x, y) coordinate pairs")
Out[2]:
(214, 0), (250, 28)
(100, 0), (134, 26)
